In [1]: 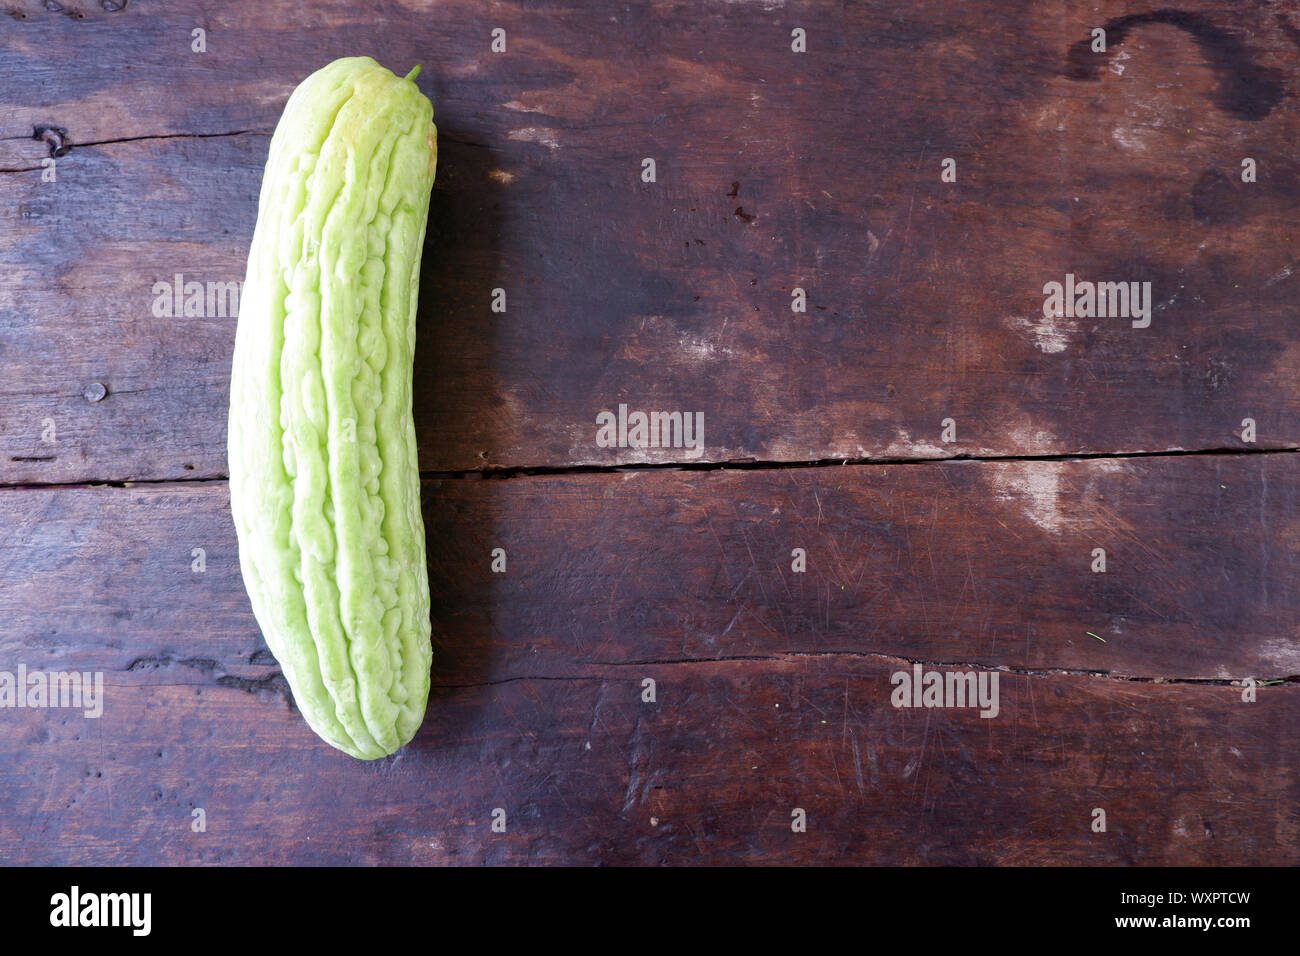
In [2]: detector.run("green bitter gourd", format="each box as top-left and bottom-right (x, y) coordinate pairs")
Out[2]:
(228, 56), (437, 759)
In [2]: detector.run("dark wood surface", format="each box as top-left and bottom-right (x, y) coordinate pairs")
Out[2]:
(0, 0), (1297, 865)
(3, 0), (1300, 483)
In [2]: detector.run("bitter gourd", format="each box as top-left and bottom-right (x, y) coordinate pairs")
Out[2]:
(227, 57), (437, 759)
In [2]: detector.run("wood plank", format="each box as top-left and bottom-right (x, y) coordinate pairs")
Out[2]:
(3, 456), (1296, 688)
(2, 0), (1298, 482)
(1, 656), (1293, 864)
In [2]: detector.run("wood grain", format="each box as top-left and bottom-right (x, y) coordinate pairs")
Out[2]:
(3, 456), (1297, 683)
(1, 457), (1296, 863)
(1, 0), (1297, 482)
(0, 0), (1295, 867)
(2, 653), (1293, 865)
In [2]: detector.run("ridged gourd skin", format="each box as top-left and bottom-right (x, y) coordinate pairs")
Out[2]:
(228, 57), (437, 759)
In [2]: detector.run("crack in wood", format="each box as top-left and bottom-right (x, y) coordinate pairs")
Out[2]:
(123, 654), (293, 705)
(0, 128), (267, 174)
(2, 444), (1296, 492)
(579, 650), (1300, 686)
(114, 651), (1296, 692)
(419, 445), (1300, 481)
(71, 129), (267, 149)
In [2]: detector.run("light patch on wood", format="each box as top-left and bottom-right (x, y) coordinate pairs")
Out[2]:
(1260, 635), (1300, 674)
(991, 458), (1123, 534)
(1110, 126), (1152, 151)
(1264, 263), (1293, 287)
(1004, 425), (1057, 455)
(502, 100), (546, 113)
(488, 169), (515, 184)
(508, 127), (560, 149)
(881, 429), (948, 459)
(678, 335), (735, 364)
(990, 462), (1077, 534)
(1006, 311), (1075, 354)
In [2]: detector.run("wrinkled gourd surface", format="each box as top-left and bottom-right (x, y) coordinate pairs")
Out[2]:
(228, 57), (437, 759)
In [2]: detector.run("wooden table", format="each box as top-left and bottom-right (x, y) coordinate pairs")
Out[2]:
(1, 0), (1296, 865)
